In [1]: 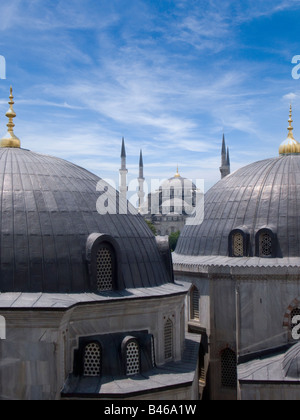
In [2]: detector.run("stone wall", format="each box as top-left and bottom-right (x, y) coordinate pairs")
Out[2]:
(0, 292), (187, 400)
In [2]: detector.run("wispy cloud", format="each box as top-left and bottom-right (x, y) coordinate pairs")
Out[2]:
(0, 0), (299, 189)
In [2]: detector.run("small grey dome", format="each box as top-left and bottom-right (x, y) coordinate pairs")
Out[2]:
(0, 148), (171, 293)
(176, 155), (300, 257)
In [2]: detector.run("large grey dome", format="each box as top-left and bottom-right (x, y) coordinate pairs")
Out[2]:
(0, 148), (171, 293)
(176, 154), (300, 258)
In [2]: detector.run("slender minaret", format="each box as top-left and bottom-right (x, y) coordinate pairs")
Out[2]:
(137, 149), (145, 211)
(119, 137), (128, 202)
(220, 134), (230, 179)
(227, 146), (230, 168)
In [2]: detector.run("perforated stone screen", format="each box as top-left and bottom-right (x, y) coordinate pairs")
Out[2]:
(164, 319), (173, 360)
(96, 247), (113, 291)
(232, 233), (244, 257)
(259, 233), (272, 257)
(126, 341), (140, 376)
(221, 348), (237, 388)
(84, 343), (101, 377)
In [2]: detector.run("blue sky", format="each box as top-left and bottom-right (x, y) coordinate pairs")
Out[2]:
(0, 0), (300, 192)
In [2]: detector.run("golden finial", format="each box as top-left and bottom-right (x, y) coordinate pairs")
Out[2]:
(174, 164), (181, 178)
(0, 86), (21, 148)
(287, 104), (295, 140)
(279, 105), (300, 155)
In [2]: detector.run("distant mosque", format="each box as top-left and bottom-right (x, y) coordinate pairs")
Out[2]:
(118, 136), (231, 236)
(2, 85), (300, 401)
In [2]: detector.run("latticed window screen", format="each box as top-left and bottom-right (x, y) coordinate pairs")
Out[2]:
(126, 341), (140, 376)
(164, 319), (173, 360)
(232, 233), (244, 257)
(291, 308), (300, 334)
(83, 343), (101, 377)
(191, 286), (200, 320)
(96, 247), (113, 291)
(259, 232), (272, 257)
(221, 348), (237, 388)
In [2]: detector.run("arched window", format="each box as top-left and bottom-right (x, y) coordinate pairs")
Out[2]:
(255, 228), (277, 258)
(259, 232), (272, 257)
(229, 229), (249, 257)
(221, 348), (237, 389)
(96, 244), (115, 291)
(190, 286), (200, 320)
(126, 340), (140, 376)
(86, 233), (120, 292)
(164, 318), (174, 361)
(232, 232), (244, 257)
(83, 342), (101, 377)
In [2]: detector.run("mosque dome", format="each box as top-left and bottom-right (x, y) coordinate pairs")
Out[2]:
(0, 89), (171, 293)
(160, 170), (197, 192)
(140, 167), (197, 217)
(176, 108), (300, 259)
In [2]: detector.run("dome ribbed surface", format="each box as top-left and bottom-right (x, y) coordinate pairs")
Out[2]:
(176, 155), (300, 257)
(0, 148), (170, 292)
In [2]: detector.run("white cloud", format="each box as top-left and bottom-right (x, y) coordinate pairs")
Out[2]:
(1, 0), (299, 190)
(282, 93), (298, 103)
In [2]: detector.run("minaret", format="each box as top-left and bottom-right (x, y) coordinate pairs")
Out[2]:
(0, 86), (21, 148)
(137, 149), (145, 211)
(119, 137), (128, 202)
(220, 134), (230, 179)
(227, 146), (230, 169)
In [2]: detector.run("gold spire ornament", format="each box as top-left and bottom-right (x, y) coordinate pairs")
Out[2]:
(174, 164), (181, 178)
(287, 105), (295, 139)
(279, 105), (300, 155)
(0, 86), (21, 148)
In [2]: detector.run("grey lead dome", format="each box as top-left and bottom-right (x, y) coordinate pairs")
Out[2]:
(0, 148), (170, 292)
(176, 154), (300, 258)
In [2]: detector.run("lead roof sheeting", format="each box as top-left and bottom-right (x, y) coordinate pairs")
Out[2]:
(0, 148), (171, 293)
(0, 282), (189, 309)
(176, 156), (300, 258)
(61, 333), (200, 398)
